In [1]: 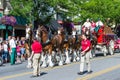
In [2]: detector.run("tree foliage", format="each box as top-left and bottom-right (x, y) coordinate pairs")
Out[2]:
(10, 0), (33, 17)
(9, 0), (80, 24)
(9, 0), (120, 24)
(79, 0), (120, 24)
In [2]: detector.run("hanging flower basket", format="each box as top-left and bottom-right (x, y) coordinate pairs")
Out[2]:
(1, 16), (16, 26)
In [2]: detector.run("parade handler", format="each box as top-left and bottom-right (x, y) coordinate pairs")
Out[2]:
(78, 34), (92, 75)
(9, 36), (17, 65)
(30, 37), (42, 77)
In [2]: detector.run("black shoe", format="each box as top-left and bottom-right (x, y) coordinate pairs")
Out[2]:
(31, 75), (38, 78)
(87, 71), (93, 74)
(77, 72), (84, 75)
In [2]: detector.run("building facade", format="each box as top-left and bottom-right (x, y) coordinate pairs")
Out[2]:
(0, 0), (26, 40)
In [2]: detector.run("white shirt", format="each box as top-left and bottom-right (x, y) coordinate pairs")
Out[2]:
(3, 44), (8, 51)
(9, 39), (16, 48)
(96, 21), (103, 27)
(83, 22), (91, 29)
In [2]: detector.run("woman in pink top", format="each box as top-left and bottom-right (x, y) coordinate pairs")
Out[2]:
(78, 34), (92, 75)
(16, 42), (21, 63)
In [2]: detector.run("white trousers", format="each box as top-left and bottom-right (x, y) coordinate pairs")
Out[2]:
(33, 54), (41, 75)
(80, 50), (91, 72)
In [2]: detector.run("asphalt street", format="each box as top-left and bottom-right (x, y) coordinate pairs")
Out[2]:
(0, 53), (120, 80)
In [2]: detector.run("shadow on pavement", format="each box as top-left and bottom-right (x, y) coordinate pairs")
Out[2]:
(40, 72), (47, 76)
(0, 64), (5, 67)
(83, 70), (88, 74)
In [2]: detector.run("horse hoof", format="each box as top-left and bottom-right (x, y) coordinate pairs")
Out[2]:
(73, 59), (76, 62)
(49, 64), (54, 67)
(59, 61), (63, 66)
(47, 61), (50, 64)
(41, 64), (47, 68)
(26, 65), (32, 68)
(59, 63), (63, 66)
(76, 57), (80, 61)
(65, 61), (70, 64)
(65, 60), (70, 64)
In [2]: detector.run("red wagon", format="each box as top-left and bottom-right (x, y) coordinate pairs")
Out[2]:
(94, 25), (115, 56)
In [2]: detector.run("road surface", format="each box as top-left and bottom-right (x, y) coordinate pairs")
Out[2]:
(0, 53), (120, 80)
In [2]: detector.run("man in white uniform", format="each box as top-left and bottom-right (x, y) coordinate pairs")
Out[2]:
(82, 19), (91, 30)
(9, 36), (16, 65)
(96, 19), (104, 27)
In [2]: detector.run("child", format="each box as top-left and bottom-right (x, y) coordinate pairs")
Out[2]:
(16, 42), (21, 63)
(20, 44), (25, 61)
(3, 41), (9, 63)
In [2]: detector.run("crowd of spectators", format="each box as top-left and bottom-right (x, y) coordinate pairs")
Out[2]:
(0, 36), (28, 64)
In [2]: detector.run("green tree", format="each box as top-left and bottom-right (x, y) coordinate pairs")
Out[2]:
(9, 0), (80, 25)
(10, 0), (120, 25)
(79, 0), (120, 24)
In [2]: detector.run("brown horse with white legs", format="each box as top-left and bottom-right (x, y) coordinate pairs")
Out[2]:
(51, 27), (70, 65)
(36, 25), (54, 67)
(25, 24), (33, 59)
(68, 28), (82, 62)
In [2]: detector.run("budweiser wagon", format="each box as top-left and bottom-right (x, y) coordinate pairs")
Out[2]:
(94, 25), (115, 56)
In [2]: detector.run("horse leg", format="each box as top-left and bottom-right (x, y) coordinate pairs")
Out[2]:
(69, 48), (72, 54)
(41, 52), (47, 68)
(65, 49), (70, 64)
(52, 51), (57, 65)
(69, 48), (72, 61)
(41, 52), (44, 62)
(73, 50), (77, 62)
(91, 47), (96, 57)
(44, 46), (54, 67)
(59, 51), (63, 66)
(90, 49), (93, 59)
(48, 54), (54, 67)
(76, 50), (80, 61)
(48, 48), (54, 67)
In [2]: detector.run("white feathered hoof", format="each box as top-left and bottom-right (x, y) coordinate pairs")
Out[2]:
(41, 62), (47, 68)
(26, 64), (32, 68)
(59, 61), (63, 66)
(103, 53), (107, 56)
(76, 57), (80, 61)
(73, 58), (76, 62)
(49, 62), (54, 67)
(65, 59), (70, 64)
